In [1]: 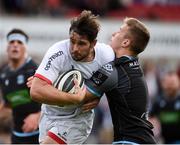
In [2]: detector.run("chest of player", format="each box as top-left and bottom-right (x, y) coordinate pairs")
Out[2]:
(62, 61), (101, 80)
(158, 97), (180, 124)
(0, 70), (30, 94)
(0, 70), (34, 107)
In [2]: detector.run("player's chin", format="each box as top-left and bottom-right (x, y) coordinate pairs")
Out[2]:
(71, 55), (84, 61)
(9, 55), (21, 60)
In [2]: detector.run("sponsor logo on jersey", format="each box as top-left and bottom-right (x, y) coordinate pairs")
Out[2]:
(57, 132), (67, 141)
(0, 73), (6, 79)
(44, 51), (63, 70)
(129, 60), (139, 68)
(91, 71), (108, 86)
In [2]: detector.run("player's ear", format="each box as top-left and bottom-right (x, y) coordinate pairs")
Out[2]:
(122, 38), (130, 48)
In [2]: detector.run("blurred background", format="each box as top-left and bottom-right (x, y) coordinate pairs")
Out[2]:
(0, 0), (180, 144)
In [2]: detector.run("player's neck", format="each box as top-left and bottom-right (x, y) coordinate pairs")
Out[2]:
(82, 49), (95, 62)
(115, 47), (136, 58)
(88, 49), (95, 61)
(9, 57), (26, 70)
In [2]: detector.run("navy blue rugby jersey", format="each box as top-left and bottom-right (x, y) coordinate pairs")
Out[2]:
(86, 56), (156, 144)
(0, 58), (41, 132)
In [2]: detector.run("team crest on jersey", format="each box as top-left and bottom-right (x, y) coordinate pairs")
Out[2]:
(17, 75), (24, 85)
(175, 101), (180, 110)
(102, 64), (113, 72)
(0, 73), (6, 79)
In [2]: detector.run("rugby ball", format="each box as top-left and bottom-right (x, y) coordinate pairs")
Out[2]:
(54, 69), (84, 94)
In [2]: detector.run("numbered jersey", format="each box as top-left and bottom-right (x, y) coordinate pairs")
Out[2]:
(35, 39), (115, 118)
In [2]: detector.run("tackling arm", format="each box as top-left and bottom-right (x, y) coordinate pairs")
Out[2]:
(81, 62), (118, 112)
(85, 62), (118, 97)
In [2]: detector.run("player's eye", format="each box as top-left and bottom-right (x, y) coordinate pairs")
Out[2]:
(17, 40), (23, 44)
(78, 41), (86, 46)
(9, 40), (23, 44)
(9, 40), (15, 44)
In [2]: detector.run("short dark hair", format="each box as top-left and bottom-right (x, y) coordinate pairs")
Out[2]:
(69, 10), (100, 42)
(7, 28), (29, 42)
(124, 18), (150, 55)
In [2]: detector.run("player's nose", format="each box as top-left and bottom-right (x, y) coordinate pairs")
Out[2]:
(72, 44), (79, 52)
(112, 32), (117, 37)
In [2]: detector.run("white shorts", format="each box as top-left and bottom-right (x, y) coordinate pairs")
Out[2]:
(39, 110), (94, 144)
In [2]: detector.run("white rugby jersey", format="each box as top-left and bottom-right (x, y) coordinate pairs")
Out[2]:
(35, 39), (115, 118)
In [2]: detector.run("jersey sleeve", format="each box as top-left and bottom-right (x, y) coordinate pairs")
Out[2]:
(85, 62), (118, 97)
(34, 43), (65, 85)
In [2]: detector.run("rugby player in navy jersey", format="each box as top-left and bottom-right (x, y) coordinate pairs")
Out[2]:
(83, 18), (156, 144)
(0, 29), (41, 144)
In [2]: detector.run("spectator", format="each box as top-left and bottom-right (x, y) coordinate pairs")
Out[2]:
(149, 70), (180, 144)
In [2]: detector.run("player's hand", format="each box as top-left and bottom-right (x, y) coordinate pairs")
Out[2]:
(22, 112), (40, 133)
(26, 76), (34, 88)
(73, 79), (86, 102)
(82, 98), (100, 112)
(149, 117), (161, 137)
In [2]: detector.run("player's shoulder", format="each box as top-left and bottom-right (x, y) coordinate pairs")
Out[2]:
(48, 39), (69, 53)
(52, 39), (69, 47)
(44, 39), (69, 59)
(95, 42), (115, 62)
(0, 64), (8, 74)
(25, 57), (38, 69)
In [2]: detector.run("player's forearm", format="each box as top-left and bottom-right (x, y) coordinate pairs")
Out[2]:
(84, 90), (97, 102)
(30, 78), (82, 105)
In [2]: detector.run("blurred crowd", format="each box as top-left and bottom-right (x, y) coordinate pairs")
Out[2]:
(1, 0), (180, 21)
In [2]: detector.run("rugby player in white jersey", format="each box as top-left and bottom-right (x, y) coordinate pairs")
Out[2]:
(30, 10), (114, 144)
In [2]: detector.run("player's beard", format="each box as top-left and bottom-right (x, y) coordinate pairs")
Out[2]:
(71, 53), (87, 61)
